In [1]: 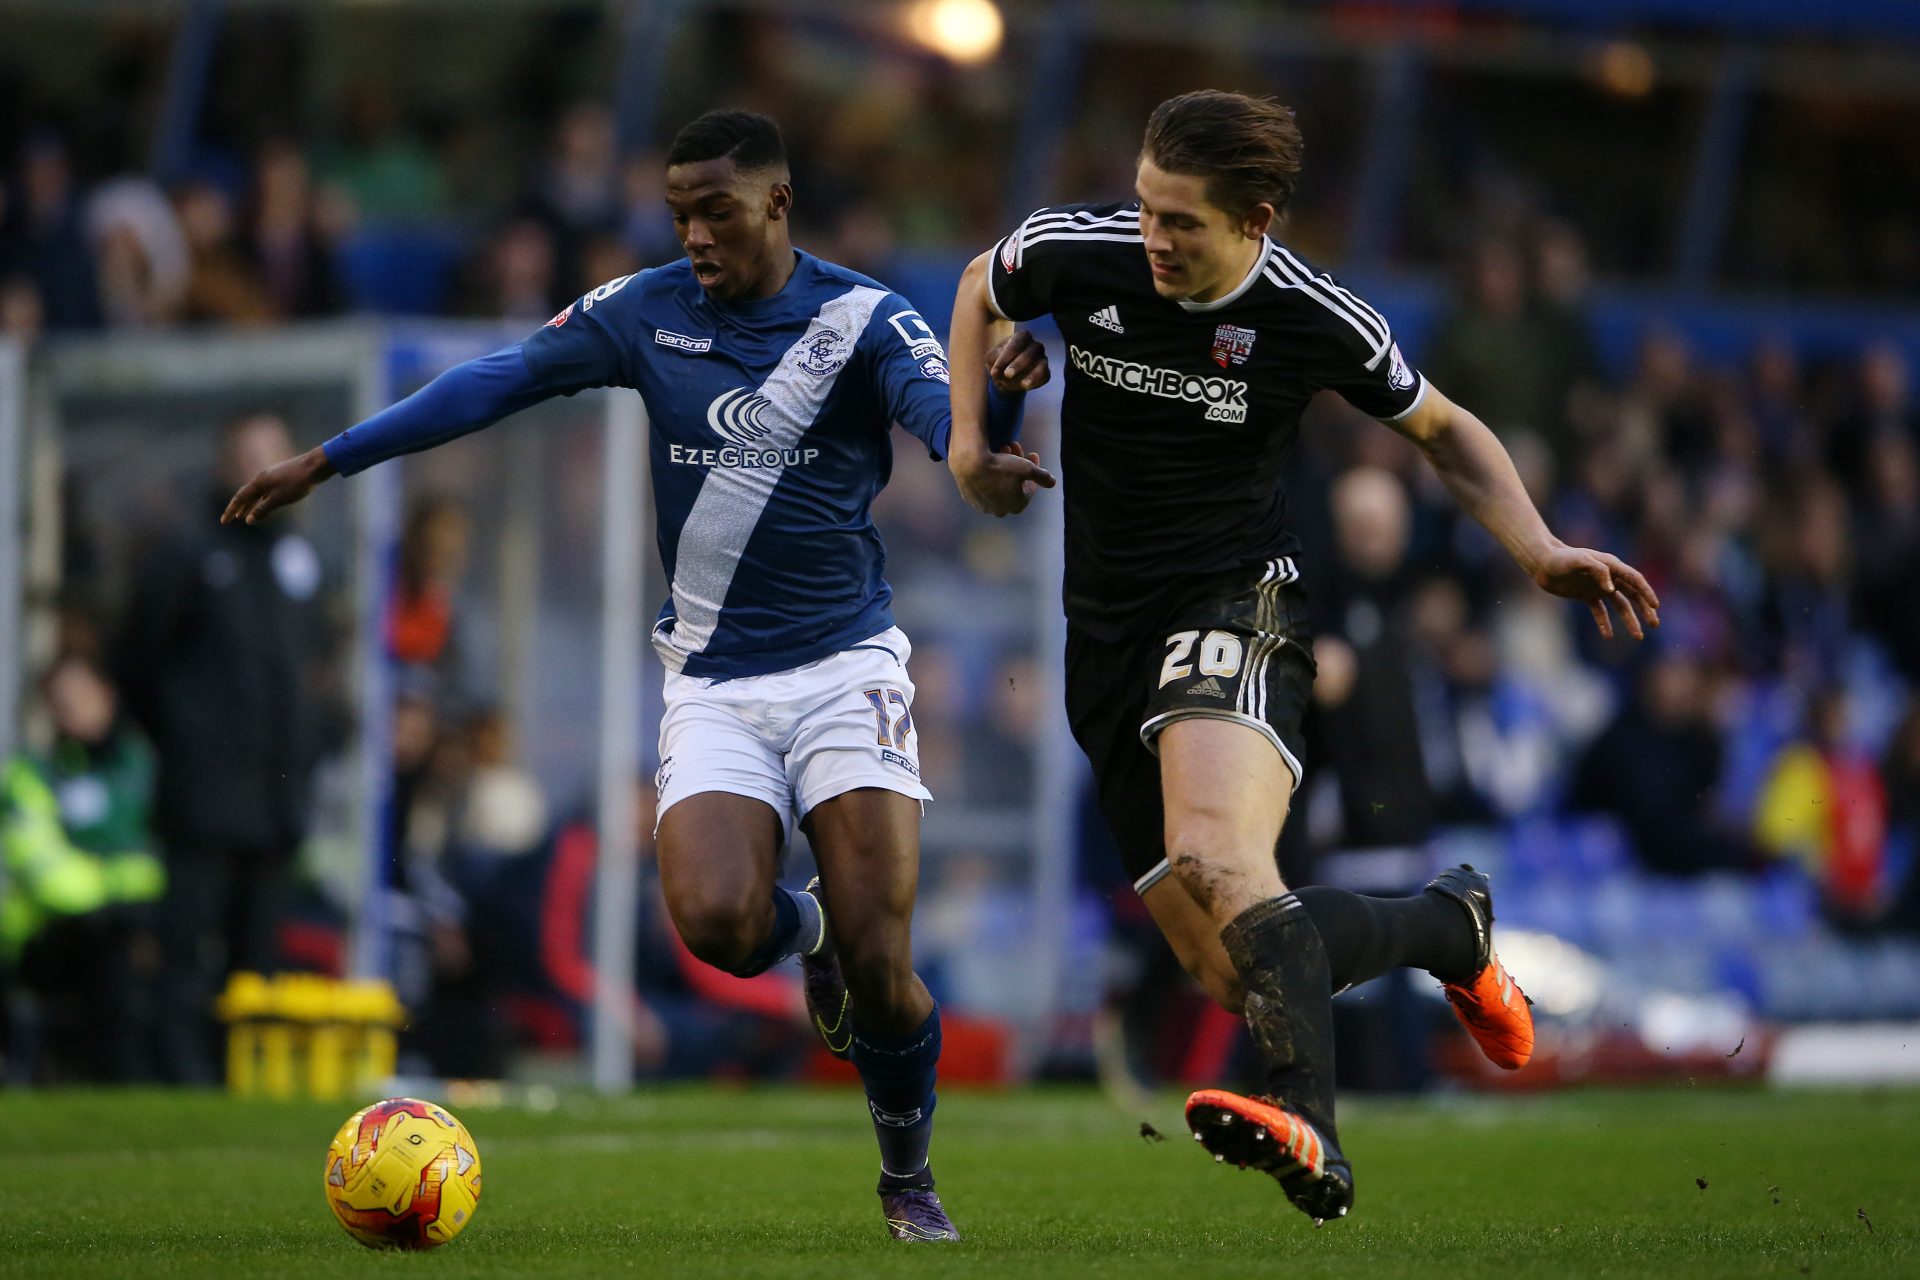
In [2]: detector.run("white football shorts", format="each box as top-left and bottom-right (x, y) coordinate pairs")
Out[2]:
(654, 626), (932, 841)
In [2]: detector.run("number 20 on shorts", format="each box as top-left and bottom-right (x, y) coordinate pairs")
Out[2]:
(1159, 630), (1244, 687)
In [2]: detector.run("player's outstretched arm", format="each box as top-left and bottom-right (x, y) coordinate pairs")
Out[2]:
(1390, 384), (1661, 641)
(946, 251), (1056, 517)
(220, 342), (565, 526)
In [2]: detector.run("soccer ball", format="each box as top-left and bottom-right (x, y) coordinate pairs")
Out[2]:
(324, 1097), (483, 1249)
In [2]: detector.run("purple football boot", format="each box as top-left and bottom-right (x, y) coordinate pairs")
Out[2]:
(799, 877), (851, 1059)
(880, 1185), (962, 1242)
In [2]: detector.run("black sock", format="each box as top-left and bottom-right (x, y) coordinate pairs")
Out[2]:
(1220, 895), (1340, 1149)
(1290, 886), (1478, 990)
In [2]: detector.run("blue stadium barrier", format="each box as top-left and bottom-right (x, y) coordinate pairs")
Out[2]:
(1478, 810), (1920, 1019)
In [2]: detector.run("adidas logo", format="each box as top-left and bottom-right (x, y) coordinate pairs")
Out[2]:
(1088, 305), (1124, 334)
(1190, 676), (1227, 699)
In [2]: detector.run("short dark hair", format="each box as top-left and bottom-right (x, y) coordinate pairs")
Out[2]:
(1141, 90), (1305, 220)
(666, 109), (787, 173)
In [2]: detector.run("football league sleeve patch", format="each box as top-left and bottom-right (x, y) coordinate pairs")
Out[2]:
(519, 271), (642, 394)
(868, 300), (959, 460)
(984, 208), (1063, 323)
(1297, 275), (1427, 422)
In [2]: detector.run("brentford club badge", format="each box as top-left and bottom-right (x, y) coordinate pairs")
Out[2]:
(1211, 323), (1256, 367)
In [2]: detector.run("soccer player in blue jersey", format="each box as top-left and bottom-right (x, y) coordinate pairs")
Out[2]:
(223, 110), (1049, 1242)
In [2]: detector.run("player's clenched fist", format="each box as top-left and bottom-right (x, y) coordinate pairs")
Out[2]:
(985, 330), (1050, 394)
(221, 446), (336, 525)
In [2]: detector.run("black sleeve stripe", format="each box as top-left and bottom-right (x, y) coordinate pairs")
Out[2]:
(1006, 206), (1143, 270)
(1267, 243), (1390, 351)
(1267, 248), (1391, 349)
(1264, 254), (1390, 357)
(1264, 263), (1389, 357)
(1270, 244), (1390, 334)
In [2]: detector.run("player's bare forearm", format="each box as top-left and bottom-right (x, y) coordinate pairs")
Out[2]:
(946, 251), (1055, 517)
(1396, 388), (1555, 576)
(1393, 384), (1660, 640)
(221, 446), (336, 525)
(947, 253), (1007, 462)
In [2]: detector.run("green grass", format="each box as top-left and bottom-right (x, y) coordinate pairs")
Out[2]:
(0, 1085), (1911, 1278)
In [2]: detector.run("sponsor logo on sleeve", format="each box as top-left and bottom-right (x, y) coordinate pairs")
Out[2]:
(544, 303), (574, 329)
(919, 354), (950, 383)
(999, 235), (1018, 272)
(887, 310), (945, 361)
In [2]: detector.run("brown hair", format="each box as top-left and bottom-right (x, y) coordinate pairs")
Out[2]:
(1141, 90), (1305, 221)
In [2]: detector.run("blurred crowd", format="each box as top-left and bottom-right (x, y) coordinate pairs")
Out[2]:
(0, 97), (648, 343)
(1254, 218), (1920, 940)
(5, 7), (1920, 1086)
(7, 5), (1918, 347)
(0, 9), (1021, 345)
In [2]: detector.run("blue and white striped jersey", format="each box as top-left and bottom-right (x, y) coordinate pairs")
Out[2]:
(521, 253), (955, 678)
(321, 249), (1010, 679)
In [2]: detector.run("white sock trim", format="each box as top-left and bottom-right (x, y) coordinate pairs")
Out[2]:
(794, 886), (828, 957)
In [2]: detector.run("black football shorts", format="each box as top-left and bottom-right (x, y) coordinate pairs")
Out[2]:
(1065, 557), (1316, 896)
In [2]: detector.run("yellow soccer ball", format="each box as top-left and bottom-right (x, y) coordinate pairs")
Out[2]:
(323, 1097), (482, 1249)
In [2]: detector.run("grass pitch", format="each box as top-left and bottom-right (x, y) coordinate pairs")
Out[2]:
(0, 1085), (1911, 1278)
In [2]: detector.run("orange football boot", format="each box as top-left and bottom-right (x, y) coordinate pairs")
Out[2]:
(1184, 1089), (1353, 1224)
(1427, 864), (1534, 1069)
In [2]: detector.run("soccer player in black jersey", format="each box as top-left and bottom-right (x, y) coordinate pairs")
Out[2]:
(944, 90), (1660, 1223)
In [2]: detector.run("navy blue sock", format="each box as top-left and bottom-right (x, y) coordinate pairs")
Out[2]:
(734, 886), (824, 977)
(850, 1005), (941, 1190)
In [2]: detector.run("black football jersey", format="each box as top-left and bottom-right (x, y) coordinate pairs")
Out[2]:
(988, 201), (1427, 639)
